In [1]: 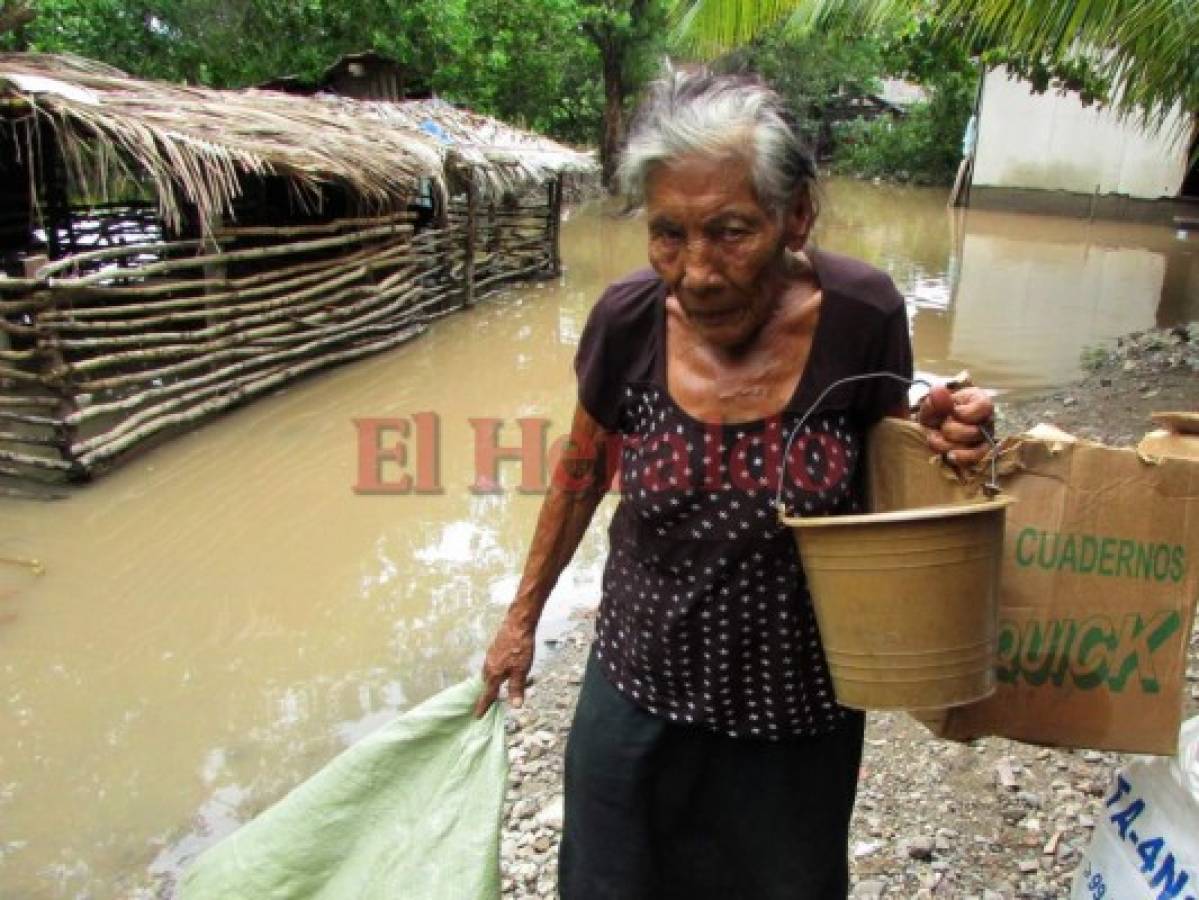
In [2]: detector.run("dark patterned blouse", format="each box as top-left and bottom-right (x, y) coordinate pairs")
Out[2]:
(573, 249), (913, 740)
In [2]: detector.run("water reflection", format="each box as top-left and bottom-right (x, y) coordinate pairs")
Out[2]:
(0, 179), (1195, 898)
(813, 179), (1197, 392)
(944, 211), (1197, 389)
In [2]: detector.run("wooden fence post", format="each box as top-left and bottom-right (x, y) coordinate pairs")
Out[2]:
(547, 175), (562, 277)
(463, 174), (478, 307)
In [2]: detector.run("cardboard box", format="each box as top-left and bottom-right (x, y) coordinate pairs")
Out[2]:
(867, 417), (1199, 755)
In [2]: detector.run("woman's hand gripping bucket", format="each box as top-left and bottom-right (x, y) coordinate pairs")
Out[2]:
(776, 372), (1014, 711)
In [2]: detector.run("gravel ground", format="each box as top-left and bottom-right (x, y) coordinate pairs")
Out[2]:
(499, 324), (1199, 899)
(994, 323), (1199, 444)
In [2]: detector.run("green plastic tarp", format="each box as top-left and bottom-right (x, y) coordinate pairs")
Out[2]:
(178, 676), (507, 900)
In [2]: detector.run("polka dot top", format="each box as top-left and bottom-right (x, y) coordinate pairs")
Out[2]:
(573, 249), (913, 740)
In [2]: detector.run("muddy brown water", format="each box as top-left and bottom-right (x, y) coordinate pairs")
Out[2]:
(1, 179), (1195, 897)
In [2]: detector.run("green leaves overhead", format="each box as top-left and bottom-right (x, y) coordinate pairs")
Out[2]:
(938, 0), (1198, 126)
(4, 0), (614, 145)
(673, 0), (1199, 125)
(672, 0), (908, 58)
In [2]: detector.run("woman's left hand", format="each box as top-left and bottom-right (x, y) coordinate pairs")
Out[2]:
(917, 384), (994, 466)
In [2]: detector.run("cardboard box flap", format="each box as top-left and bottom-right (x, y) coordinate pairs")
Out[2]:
(867, 417), (1199, 756)
(1150, 411), (1199, 434)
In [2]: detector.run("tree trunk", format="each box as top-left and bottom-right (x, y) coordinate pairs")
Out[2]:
(0, 2), (34, 45)
(600, 47), (626, 191)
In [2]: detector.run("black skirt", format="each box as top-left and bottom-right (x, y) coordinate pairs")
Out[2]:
(559, 651), (865, 900)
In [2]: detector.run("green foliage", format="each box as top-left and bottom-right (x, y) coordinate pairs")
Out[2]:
(437, 0), (606, 144)
(934, 0), (1198, 129)
(13, 0), (498, 90)
(712, 16), (976, 185)
(575, 0), (672, 184)
(673, 0), (1199, 129)
(5, 0), (618, 148)
(1079, 346), (1111, 371)
(863, 14), (977, 184)
(716, 27), (885, 154)
(831, 103), (956, 184)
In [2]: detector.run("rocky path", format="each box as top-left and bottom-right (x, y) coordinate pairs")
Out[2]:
(994, 323), (1198, 443)
(498, 324), (1199, 899)
(500, 619), (1197, 899)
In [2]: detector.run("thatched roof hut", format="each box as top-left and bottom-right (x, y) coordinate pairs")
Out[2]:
(347, 98), (597, 197)
(258, 50), (433, 101)
(0, 53), (443, 233)
(0, 53), (593, 490)
(0, 52), (593, 232)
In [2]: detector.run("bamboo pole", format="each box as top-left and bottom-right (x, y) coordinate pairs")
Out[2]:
(0, 319), (41, 338)
(36, 238), (211, 279)
(548, 175), (562, 276)
(0, 396), (61, 409)
(0, 431), (60, 447)
(76, 325), (428, 468)
(54, 257), (416, 347)
(463, 175), (478, 308)
(49, 235), (412, 308)
(0, 410), (62, 427)
(67, 285), (440, 426)
(73, 273), (436, 390)
(47, 254), (412, 332)
(53, 221), (415, 288)
(68, 324), (391, 422)
(213, 211), (416, 239)
(0, 347), (40, 363)
(68, 277), (423, 375)
(238, 282), (422, 345)
(201, 208), (226, 332)
(0, 366), (43, 384)
(0, 189), (570, 485)
(45, 230), (414, 308)
(473, 262), (545, 293)
(61, 266), (420, 364)
(60, 273), (386, 356)
(0, 278), (44, 295)
(0, 446), (73, 471)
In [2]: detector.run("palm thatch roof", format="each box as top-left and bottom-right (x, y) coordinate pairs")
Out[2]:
(0, 53), (594, 232)
(343, 98), (597, 195)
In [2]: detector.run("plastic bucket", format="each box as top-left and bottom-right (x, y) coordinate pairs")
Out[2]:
(780, 496), (1013, 711)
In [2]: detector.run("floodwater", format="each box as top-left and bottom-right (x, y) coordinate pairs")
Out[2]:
(1, 179), (1195, 898)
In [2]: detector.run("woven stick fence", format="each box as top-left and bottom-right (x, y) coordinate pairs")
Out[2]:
(0, 182), (562, 484)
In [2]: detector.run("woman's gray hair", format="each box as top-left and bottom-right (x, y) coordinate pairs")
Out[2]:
(618, 66), (818, 219)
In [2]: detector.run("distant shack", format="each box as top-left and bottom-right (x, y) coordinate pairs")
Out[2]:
(963, 66), (1198, 223)
(0, 53), (594, 487)
(257, 50), (434, 101)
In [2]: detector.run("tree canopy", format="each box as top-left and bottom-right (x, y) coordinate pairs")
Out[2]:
(674, 0), (1199, 128)
(3, 0), (679, 183)
(2, 1), (597, 140)
(13, 0), (1173, 188)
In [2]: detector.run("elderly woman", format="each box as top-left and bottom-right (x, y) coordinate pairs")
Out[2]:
(475, 69), (991, 899)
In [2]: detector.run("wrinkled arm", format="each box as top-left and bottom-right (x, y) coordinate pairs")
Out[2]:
(473, 403), (612, 717)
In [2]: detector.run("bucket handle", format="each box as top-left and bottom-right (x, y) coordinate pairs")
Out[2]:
(773, 371), (998, 520)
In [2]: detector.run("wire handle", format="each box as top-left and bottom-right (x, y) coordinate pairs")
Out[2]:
(773, 371), (999, 519)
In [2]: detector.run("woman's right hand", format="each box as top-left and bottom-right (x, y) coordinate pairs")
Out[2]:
(917, 383), (994, 466)
(471, 404), (609, 719)
(473, 612), (536, 718)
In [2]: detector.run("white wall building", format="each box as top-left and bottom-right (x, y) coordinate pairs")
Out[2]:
(970, 67), (1195, 214)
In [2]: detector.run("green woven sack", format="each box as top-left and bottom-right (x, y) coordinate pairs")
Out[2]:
(179, 676), (507, 900)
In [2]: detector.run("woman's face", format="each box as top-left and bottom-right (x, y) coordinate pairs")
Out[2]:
(645, 153), (810, 350)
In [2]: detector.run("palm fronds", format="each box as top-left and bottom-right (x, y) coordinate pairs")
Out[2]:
(929, 0), (1198, 128)
(0, 53), (595, 232)
(672, 0), (1199, 127)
